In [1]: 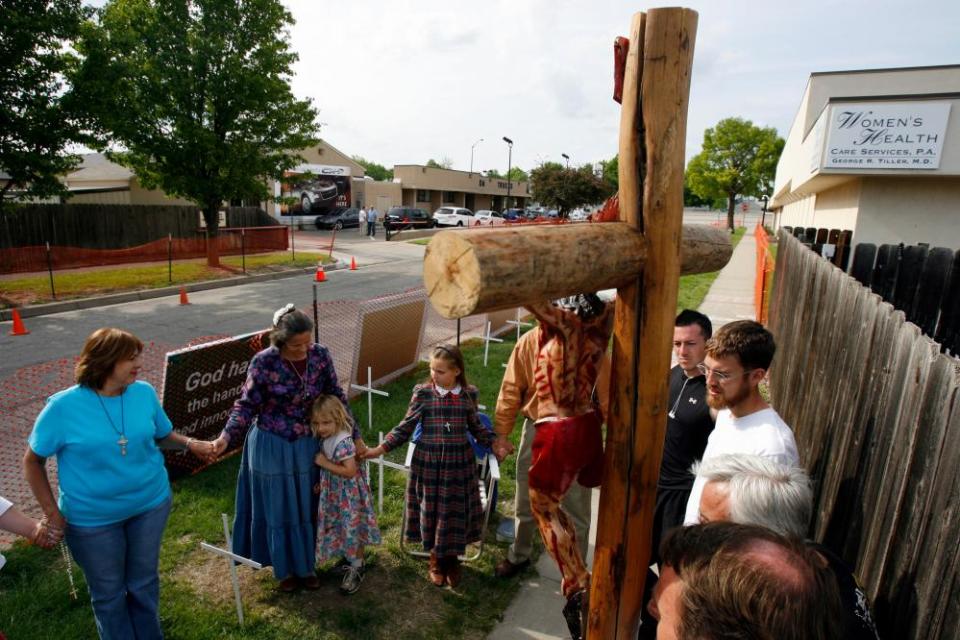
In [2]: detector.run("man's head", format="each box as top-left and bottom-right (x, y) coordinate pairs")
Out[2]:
(673, 310), (711, 376)
(652, 523), (843, 640)
(702, 320), (775, 411)
(692, 454), (812, 537)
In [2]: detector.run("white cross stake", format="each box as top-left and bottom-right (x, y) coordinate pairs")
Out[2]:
(199, 514), (262, 624)
(506, 308), (533, 342)
(481, 321), (504, 367)
(351, 366), (390, 437)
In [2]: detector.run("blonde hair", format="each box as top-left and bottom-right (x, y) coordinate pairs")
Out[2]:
(310, 395), (352, 438)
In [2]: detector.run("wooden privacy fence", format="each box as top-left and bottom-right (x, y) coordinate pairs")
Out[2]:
(0, 204), (274, 249)
(768, 230), (960, 640)
(847, 241), (960, 356)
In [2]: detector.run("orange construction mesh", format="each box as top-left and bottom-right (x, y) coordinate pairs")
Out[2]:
(0, 226), (288, 274)
(754, 224), (775, 325)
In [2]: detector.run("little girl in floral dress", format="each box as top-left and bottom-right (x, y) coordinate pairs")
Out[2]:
(311, 395), (381, 594)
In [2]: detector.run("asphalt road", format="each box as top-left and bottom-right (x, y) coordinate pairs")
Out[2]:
(0, 231), (426, 380)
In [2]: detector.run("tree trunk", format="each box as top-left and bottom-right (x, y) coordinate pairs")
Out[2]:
(726, 192), (736, 231)
(203, 203), (220, 267)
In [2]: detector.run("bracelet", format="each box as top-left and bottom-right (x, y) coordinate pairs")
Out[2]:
(185, 437), (195, 452)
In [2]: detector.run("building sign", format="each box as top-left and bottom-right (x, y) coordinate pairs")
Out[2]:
(823, 101), (951, 169)
(161, 330), (268, 478)
(276, 163), (352, 217)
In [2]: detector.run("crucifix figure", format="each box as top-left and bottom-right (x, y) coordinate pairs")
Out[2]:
(423, 8), (705, 638)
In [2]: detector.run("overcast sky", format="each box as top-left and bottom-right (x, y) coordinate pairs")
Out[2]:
(281, 0), (960, 174)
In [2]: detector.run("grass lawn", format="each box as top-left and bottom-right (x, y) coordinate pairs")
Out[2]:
(0, 252), (333, 309)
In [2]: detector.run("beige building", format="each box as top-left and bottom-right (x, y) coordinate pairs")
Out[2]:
(63, 139), (531, 223)
(771, 65), (960, 250)
(392, 165), (530, 212)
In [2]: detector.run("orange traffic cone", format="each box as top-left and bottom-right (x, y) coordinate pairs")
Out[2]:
(179, 287), (190, 305)
(315, 265), (326, 282)
(9, 309), (30, 336)
(350, 256), (357, 271)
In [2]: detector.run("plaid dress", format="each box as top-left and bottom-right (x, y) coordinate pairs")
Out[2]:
(382, 383), (494, 557)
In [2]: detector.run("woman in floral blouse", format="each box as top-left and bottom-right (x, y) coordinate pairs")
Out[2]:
(210, 305), (362, 592)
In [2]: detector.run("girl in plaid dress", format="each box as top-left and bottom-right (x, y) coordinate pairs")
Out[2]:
(365, 345), (494, 587)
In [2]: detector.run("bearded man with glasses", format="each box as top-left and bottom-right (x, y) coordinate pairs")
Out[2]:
(681, 320), (799, 526)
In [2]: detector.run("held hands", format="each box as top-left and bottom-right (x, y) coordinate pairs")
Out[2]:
(31, 513), (65, 549)
(198, 436), (228, 462)
(359, 445), (385, 461)
(492, 436), (515, 462)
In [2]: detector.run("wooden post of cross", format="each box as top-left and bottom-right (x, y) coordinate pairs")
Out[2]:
(420, 8), (699, 638)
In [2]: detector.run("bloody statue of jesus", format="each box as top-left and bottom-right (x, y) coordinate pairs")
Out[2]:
(512, 293), (614, 639)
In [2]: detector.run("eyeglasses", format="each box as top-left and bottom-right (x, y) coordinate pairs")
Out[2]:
(696, 363), (755, 384)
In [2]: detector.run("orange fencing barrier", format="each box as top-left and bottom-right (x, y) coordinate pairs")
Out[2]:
(754, 224), (775, 325)
(0, 226), (288, 274)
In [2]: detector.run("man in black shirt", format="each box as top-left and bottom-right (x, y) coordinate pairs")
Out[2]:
(651, 309), (716, 562)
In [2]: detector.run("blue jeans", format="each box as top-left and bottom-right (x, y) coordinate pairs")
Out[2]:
(66, 496), (172, 640)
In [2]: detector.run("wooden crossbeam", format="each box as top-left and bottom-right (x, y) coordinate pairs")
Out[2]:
(423, 222), (729, 318)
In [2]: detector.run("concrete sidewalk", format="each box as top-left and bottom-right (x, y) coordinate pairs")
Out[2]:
(485, 227), (759, 639)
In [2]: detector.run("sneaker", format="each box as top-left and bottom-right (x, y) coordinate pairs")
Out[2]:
(340, 565), (364, 595)
(562, 589), (586, 640)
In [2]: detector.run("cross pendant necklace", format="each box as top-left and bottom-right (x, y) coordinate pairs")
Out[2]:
(95, 389), (128, 456)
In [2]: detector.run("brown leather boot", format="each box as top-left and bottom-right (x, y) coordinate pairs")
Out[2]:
(445, 556), (462, 588)
(428, 550), (445, 586)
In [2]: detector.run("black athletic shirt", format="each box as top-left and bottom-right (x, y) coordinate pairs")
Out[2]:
(657, 365), (715, 490)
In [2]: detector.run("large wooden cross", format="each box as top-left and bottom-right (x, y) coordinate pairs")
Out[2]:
(423, 8), (705, 638)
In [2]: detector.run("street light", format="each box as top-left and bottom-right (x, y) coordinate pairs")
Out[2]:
(470, 138), (483, 173)
(503, 136), (513, 209)
(561, 153), (570, 169)
(760, 194), (769, 229)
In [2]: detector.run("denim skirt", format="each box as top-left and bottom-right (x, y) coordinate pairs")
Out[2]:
(232, 427), (319, 579)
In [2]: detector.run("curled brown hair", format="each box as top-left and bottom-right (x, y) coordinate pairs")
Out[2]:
(74, 328), (144, 390)
(309, 395), (352, 438)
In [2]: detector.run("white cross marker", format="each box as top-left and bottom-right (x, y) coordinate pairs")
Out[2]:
(351, 366), (390, 437)
(199, 514), (263, 624)
(481, 321), (504, 367)
(505, 308), (533, 342)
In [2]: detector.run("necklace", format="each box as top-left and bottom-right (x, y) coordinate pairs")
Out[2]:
(95, 389), (128, 456)
(284, 357), (310, 393)
(668, 376), (691, 420)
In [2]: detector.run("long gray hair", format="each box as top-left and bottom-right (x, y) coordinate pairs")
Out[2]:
(691, 454), (812, 538)
(270, 305), (314, 349)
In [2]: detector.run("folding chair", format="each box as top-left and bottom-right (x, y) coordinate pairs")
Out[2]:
(397, 413), (500, 561)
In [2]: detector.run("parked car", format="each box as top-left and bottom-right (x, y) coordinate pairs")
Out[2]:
(502, 208), (525, 222)
(432, 206), (474, 227)
(568, 209), (589, 221)
(315, 207), (360, 230)
(298, 178), (339, 213)
(474, 210), (505, 226)
(385, 207), (435, 230)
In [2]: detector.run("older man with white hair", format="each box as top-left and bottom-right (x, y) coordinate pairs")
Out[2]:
(693, 454), (880, 640)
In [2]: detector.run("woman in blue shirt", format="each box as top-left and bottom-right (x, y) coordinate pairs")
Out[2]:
(24, 328), (210, 640)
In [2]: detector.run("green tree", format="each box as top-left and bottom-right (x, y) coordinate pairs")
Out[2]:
(75, 0), (320, 265)
(507, 166), (528, 182)
(601, 155), (618, 191)
(0, 0), (89, 205)
(685, 117), (784, 230)
(352, 155), (393, 181)
(484, 169), (503, 179)
(531, 163), (613, 217)
(425, 157), (454, 169)
(683, 184), (708, 207)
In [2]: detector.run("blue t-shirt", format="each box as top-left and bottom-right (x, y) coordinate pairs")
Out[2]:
(29, 381), (173, 527)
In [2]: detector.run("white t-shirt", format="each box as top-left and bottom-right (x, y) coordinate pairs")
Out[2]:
(683, 406), (799, 525)
(0, 495), (12, 571)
